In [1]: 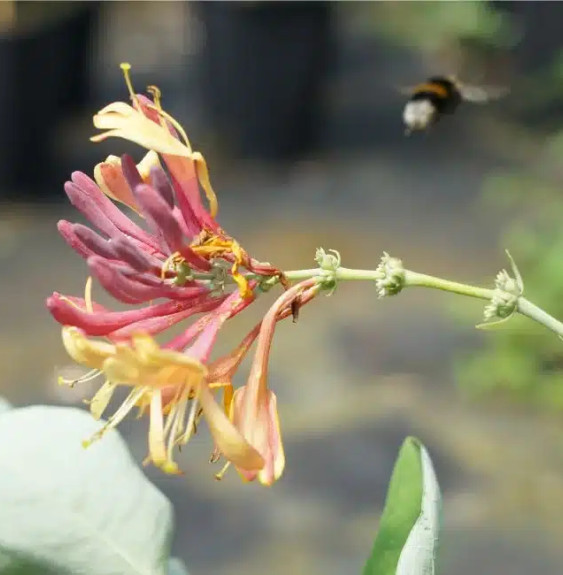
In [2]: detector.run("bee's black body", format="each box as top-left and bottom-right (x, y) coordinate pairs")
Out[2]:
(409, 76), (462, 116)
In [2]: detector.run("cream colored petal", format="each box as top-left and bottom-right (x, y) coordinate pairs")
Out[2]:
(102, 356), (140, 385)
(91, 104), (191, 157)
(62, 327), (114, 370)
(95, 102), (137, 117)
(257, 390), (285, 486)
(148, 390), (170, 469)
(137, 150), (161, 180)
(199, 384), (264, 471)
(89, 380), (117, 420)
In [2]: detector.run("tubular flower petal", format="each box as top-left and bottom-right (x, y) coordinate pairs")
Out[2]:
(230, 279), (321, 485)
(93, 151), (160, 212)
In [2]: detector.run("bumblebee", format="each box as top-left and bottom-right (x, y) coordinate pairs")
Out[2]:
(402, 75), (507, 135)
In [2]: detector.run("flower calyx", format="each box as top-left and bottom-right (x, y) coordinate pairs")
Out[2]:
(480, 250), (524, 328)
(375, 252), (405, 298)
(315, 247), (341, 295)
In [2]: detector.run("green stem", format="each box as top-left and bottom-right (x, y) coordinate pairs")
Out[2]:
(403, 271), (494, 300)
(196, 262), (563, 339)
(279, 267), (563, 338)
(517, 298), (563, 337)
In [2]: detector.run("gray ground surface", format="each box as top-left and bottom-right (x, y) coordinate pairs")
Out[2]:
(1, 4), (562, 574)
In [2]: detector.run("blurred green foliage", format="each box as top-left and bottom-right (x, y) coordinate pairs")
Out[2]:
(367, 2), (563, 411)
(455, 145), (563, 411)
(369, 2), (518, 54)
(453, 43), (563, 412)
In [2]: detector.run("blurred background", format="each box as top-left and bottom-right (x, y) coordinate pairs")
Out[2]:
(1, 1), (563, 573)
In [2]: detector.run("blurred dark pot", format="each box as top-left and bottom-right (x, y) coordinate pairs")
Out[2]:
(0, 2), (99, 197)
(197, 2), (333, 163)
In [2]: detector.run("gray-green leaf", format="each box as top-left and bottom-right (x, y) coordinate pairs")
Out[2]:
(0, 396), (13, 415)
(363, 436), (442, 575)
(0, 405), (174, 575)
(168, 557), (190, 575)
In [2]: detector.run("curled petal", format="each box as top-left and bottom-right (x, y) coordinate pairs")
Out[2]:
(61, 327), (115, 370)
(94, 155), (138, 211)
(231, 386), (284, 485)
(198, 384), (264, 471)
(91, 102), (191, 157)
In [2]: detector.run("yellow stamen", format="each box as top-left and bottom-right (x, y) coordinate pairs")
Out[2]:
(190, 236), (252, 298)
(82, 386), (148, 448)
(85, 276), (93, 313)
(58, 368), (100, 388)
(58, 296), (84, 312)
(147, 85), (162, 109)
(160, 251), (182, 279)
(177, 398), (199, 446)
(230, 241), (252, 299)
(192, 152), (218, 218)
(120, 62), (140, 109)
(147, 84), (172, 135)
(144, 102), (193, 151)
(214, 461), (231, 481)
(58, 276), (94, 313)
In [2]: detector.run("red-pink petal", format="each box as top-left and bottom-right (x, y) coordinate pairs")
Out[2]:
(133, 183), (184, 253)
(47, 293), (199, 336)
(70, 172), (162, 253)
(108, 295), (226, 341)
(97, 161), (138, 209)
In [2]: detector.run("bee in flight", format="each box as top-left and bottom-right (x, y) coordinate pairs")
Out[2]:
(401, 75), (508, 135)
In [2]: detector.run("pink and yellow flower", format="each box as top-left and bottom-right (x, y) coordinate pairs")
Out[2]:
(48, 64), (281, 340)
(48, 64), (322, 485)
(61, 291), (264, 475)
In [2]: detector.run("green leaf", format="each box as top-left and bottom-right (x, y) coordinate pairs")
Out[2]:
(363, 437), (442, 575)
(168, 557), (190, 575)
(0, 405), (174, 575)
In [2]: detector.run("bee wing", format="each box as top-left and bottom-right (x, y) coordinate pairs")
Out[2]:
(458, 83), (510, 103)
(418, 35), (516, 97)
(396, 85), (417, 96)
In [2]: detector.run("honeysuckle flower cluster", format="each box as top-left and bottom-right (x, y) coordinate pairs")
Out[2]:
(46, 64), (321, 486)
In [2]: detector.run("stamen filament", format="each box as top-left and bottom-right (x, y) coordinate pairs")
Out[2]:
(85, 276), (93, 313)
(120, 62), (140, 108)
(214, 461), (231, 481)
(58, 368), (101, 388)
(83, 386), (148, 448)
(178, 397), (199, 446)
